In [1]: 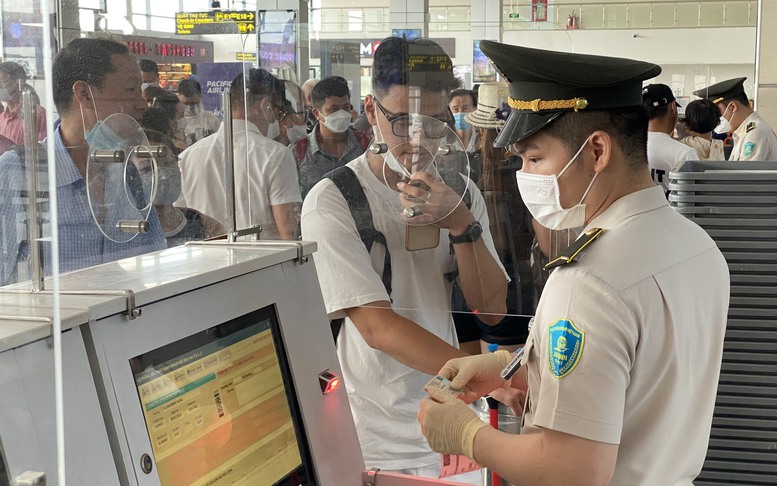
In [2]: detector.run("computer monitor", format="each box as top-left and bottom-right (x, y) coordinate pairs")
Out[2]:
(83, 246), (365, 486)
(129, 305), (313, 486)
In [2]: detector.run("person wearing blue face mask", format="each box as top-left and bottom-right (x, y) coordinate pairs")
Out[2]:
(449, 88), (480, 182)
(0, 38), (166, 286)
(419, 41), (729, 486)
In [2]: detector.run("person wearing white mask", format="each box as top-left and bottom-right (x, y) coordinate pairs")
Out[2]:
(176, 78), (220, 145)
(292, 76), (371, 199)
(139, 58), (160, 92)
(694, 77), (777, 161)
(176, 68), (301, 240)
(419, 41), (729, 486)
(275, 80), (308, 147)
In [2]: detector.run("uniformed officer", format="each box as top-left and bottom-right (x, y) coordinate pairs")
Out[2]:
(694, 77), (777, 161)
(418, 41), (730, 485)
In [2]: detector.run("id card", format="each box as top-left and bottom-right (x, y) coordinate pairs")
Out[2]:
(424, 375), (462, 399)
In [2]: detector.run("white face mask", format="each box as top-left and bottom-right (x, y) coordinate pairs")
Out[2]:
(287, 124), (307, 143)
(322, 109), (351, 133)
(515, 137), (598, 231)
(265, 119), (280, 140)
(141, 82), (158, 92)
(713, 104), (732, 134)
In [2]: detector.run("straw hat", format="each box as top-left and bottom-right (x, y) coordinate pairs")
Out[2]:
(464, 82), (510, 129)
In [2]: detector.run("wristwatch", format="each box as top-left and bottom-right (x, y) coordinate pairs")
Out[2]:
(448, 221), (483, 244)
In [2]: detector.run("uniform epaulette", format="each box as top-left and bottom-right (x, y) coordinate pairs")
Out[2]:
(544, 227), (605, 270)
(746, 121), (756, 133)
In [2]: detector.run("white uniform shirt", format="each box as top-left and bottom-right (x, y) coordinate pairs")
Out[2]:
(176, 120), (301, 239)
(182, 110), (221, 144)
(647, 131), (699, 192)
(730, 111), (777, 161)
(521, 186), (729, 485)
(301, 153), (504, 470)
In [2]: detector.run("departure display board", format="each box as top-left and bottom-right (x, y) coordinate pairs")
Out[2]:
(131, 307), (309, 485)
(176, 11), (256, 35)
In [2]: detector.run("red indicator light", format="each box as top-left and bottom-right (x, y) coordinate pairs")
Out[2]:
(319, 370), (340, 395)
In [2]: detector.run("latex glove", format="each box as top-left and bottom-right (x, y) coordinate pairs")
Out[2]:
(488, 386), (528, 417)
(439, 350), (513, 403)
(419, 386), (488, 458)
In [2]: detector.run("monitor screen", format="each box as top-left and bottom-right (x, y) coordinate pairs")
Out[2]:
(130, 306), (313, 485)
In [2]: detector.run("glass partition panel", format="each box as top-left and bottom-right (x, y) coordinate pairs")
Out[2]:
(603, 4), (628, 29)
(651, 3), (677, 28)
(629, 3), (653, 29)
(700, 2), (726, 27)
(580, 4), (604, 29)
(675, 2), (700, 27)
(725, 1), (753, 26)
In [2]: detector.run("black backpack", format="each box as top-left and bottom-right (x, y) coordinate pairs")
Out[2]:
(322, 162), (472, 342)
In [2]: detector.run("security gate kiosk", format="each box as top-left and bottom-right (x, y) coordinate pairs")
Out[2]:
(0, 242), (465, 486)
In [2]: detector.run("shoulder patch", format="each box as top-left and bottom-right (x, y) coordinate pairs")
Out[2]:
(746, 122), (756, 133)
(743, 141), (755, 157)
(544, 228), (605, 270)
(548, 319), (585, 378)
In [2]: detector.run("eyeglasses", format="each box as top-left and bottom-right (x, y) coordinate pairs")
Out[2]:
(280, 109), (307, 125)
(374, 98), (454, 139)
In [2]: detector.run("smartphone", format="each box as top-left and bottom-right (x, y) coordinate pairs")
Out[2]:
(405, 224), (440, 251)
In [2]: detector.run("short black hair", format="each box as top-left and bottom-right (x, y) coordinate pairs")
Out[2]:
(311, 76), (351, 108)
(449, 88), (477, 106)
(149, 93), (180, 121)
(683, 99), (720, 134)
(645, 102), (670, 121)
(229, 68), (280, 107)
(720, 92), (750, 108)
(0, 61), (27, 81)
(141, 106), (172, 137)
(178, 78), (202, 97)
(139, 59), (158, 74)
(52, 38), (129, 114)
(372, 36), (460, 98)
(541, 106), (649, 170)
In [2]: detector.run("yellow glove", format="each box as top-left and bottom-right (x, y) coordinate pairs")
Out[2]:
(419, 387), (489, 458)
(439, 350), (513, 402)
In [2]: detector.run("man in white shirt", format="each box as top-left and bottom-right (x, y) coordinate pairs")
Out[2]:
(301, 36), (507, 480)
(176, 69), (301, 240)
(643, 83), (698, 194)
(694, 77), (777, 162)
(177, 78), (221, 145)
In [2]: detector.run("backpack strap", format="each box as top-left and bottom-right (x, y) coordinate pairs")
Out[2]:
(324, 165), (393, 343)
(324, 165), (392, 297)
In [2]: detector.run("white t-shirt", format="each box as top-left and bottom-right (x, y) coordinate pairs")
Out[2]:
(647, 131), (699, 192)
(300, 153), (503, 470)
(521, 186), (729, 485)
(182, 111), (221, 143)
(176, 120), (301, 240)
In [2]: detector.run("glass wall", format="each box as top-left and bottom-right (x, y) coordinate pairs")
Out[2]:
(0, 0), (764, 483)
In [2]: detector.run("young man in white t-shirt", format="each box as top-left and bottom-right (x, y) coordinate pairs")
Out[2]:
(300, 36), (508, 478)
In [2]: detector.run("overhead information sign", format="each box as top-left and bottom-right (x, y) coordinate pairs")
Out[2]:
(176, 11), (256, 35)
